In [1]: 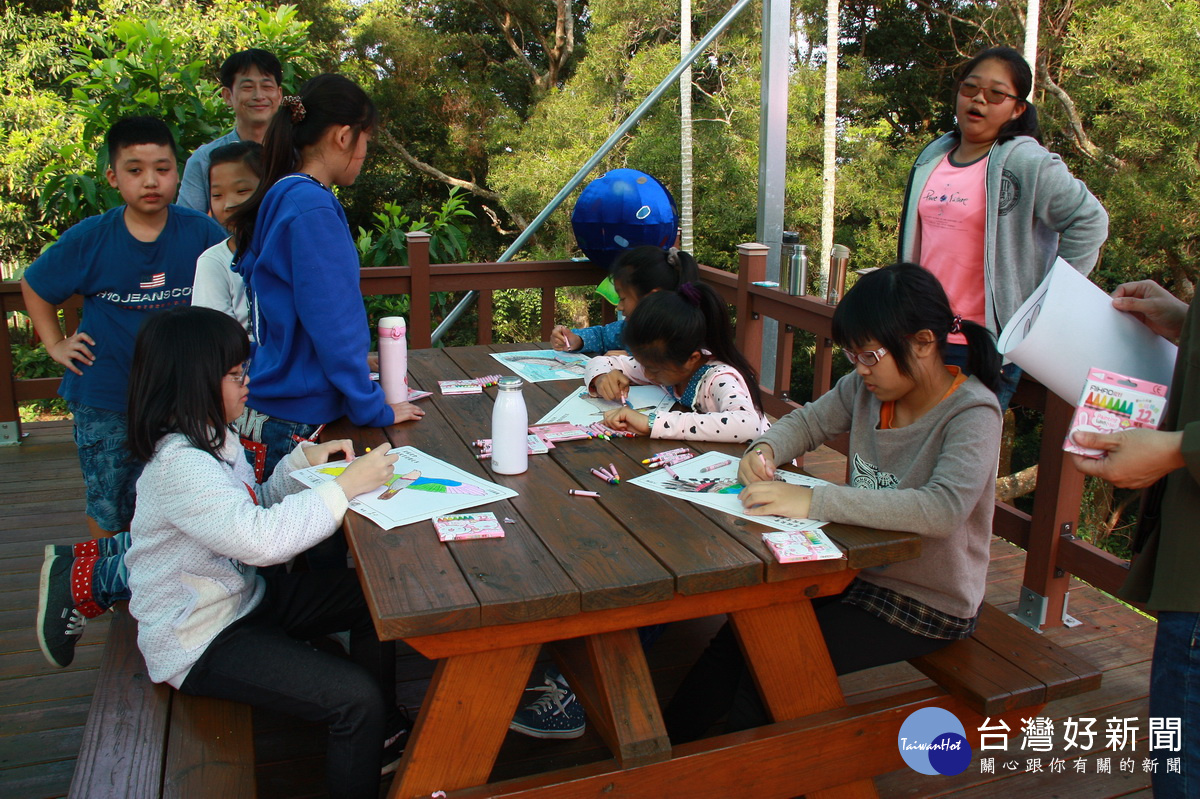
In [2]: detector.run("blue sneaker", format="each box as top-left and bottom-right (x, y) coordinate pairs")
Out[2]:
(508, 671), (586, 739)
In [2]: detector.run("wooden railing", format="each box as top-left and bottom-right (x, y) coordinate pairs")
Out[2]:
(0, 232), (1133, 627)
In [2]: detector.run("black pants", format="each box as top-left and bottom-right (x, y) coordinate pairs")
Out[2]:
(181, 570), (395, 799)
(664, 590), (954, 743)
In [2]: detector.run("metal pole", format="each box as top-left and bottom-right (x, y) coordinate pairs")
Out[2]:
(432, 0), (756, 344)
(754, 0), (792, 388)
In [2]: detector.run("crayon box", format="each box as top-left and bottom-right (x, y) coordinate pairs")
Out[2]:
(1063, 368), (1168, 458)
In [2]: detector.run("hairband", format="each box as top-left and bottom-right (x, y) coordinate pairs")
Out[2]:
(281, 95), (306, 124)
(667, 247), (681, 270)
(678, 281), (701, 307)
(949, 314), (963, 334)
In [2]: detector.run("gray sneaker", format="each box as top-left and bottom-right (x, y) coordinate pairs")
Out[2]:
(37, 547), (88, 668)
(508, 671), (586, 739)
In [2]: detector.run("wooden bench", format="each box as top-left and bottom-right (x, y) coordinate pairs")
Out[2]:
(911, 601), (1102, 717)
(68, 609), (257, 799)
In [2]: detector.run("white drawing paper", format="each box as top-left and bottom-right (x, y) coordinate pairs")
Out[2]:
(291, 446), (517, 530)
(490, 350), (592, 383)
(536, 384), (677, 426)
(997, 257), (1178, 404)
(627, 450), (831, 533)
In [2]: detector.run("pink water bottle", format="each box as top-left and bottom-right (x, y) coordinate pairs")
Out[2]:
(377, 316), (408, 404)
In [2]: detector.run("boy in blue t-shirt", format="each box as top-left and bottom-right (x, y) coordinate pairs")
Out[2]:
(22, 116), (226, 538)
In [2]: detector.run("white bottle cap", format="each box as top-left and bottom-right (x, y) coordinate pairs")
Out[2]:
(378, 316), (406, 330)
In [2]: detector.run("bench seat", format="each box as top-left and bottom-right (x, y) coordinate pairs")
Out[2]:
(911, 601), (1102, 717)
(69, 609), (256, 799)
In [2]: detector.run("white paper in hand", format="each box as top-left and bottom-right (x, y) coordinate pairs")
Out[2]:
(996, 258), (1178, 404)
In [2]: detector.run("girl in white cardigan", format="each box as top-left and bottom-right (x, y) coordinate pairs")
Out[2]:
(123, 306), (409, 799)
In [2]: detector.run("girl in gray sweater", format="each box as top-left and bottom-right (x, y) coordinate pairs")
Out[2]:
(665, 263), (1003, 742)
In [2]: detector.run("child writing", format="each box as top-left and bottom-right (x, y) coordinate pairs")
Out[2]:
(584, 280), (768, 443)
(21, 116), (227, 539)
(228, 74), (424, 485)
(663, 262), (1003, 742)
(551, 245), (698, 353)
(192, 140), (262, 336)
(122, 306), (412, 797)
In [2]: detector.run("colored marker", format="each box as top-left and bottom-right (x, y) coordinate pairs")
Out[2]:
(700, 459), (732, 473)
(590, 467), (614, 482)
(365, 447), (371, 453)
(642, 448), (690, 463)
(757, 448), (775, 479)
(663, 465), (679, 478)
(569, 489), (601, 498)
(608, 462), (620, 483)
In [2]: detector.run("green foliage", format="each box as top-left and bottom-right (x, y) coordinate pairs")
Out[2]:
(0, 1), (317, 275)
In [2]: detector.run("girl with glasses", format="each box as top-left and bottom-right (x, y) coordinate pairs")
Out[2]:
(898, 45), (1108, 410)
(665, 262), (1004, 742)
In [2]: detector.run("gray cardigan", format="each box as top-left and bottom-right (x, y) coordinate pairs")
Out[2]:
(751, 372), (1002, 619)
(898, 133), (1109, 335)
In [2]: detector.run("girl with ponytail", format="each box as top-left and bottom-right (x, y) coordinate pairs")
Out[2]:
(898, 45), (1107, 409)
(228, 74), (423, 489)
(585, 280), (766, 442)
(665, 263), (1004, 742)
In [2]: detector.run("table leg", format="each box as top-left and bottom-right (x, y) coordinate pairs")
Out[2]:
(552, 629), (671, 767)
(730, 600), (880, 799)
(387, 643), (540, 799)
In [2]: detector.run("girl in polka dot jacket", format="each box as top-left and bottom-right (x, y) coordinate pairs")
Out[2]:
(586, 281), (768, 443)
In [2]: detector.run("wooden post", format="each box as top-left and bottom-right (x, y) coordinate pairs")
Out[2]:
(406, 232), (432, 349)
(735, 243), (768, 382)
(477, 291), (494, 345)
(774, 322), (794, 400)
(540, 287), (556, 343)
(0, 293), (20, 443)
(1017, 391), (1084, 629)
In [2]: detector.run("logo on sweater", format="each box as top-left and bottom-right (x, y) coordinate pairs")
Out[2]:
(998, 169), (1020, 215)
(898, 707), (972, 775)
(850, 453), (898, 490)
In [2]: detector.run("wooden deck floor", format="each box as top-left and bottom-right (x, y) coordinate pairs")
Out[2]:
(0, 421), (1155, 798)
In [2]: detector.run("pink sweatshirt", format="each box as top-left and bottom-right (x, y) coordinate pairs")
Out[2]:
(584, 354), (768, 443)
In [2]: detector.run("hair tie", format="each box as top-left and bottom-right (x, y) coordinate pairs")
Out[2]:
(281, 95), (306, 123)
(679, 281), (701, 307)
(666, 247), (681, 270)
(949, 314), (963, 334)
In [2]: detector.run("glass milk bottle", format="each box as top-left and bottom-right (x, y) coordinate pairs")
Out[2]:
(377, 316), (408, 404)
(490, 376), (528, 474)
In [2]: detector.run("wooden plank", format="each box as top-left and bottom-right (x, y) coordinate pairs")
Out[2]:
(446, 688), (1034, 799)
(163, 692), (256, 799)
(381, 359), (581, 628)
(546, 436), (762, 596)
(68, 610), (171, 799)
(911, 635), (1044, 717)
(405, 348), (674, 613)
(552, 630), (671, 767)
(970, 603), (1102, 703)
(387, 644), (540, 799)
(402, 571), (856, 660)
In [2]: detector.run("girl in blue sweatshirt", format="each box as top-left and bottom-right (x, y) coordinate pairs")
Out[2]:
(229, 74), (424, 488)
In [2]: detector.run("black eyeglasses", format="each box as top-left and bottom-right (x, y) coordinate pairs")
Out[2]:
(958, 80), (1022, 105)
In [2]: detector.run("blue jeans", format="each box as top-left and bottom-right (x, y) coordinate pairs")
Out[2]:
(942, 344), (1022, 412)
(92, 531), (131, 607)
(69, 402), (143, 531)
(1150, 611), (1200, 799)
(233, 408), (345, 569)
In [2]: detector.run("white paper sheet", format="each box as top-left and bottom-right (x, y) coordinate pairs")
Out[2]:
(291, 446), (517, 530)
(535, 384), (677, 426)
(489, 350), (591, 382)
(996, 258), (1178, 404)
(627, 451), (831, 533)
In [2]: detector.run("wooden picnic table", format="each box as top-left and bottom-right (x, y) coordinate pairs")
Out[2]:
(326, 343), (923, 799)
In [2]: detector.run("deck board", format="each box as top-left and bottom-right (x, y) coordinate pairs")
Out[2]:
(0, 421), (1156, 798)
